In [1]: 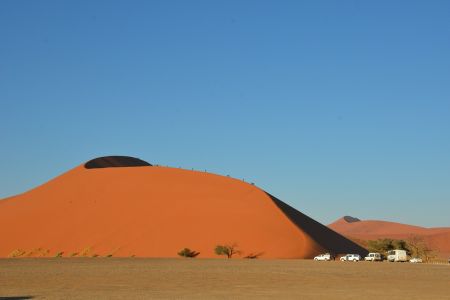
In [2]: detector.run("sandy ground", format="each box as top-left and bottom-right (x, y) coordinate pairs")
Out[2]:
(0, 258), (449, 299)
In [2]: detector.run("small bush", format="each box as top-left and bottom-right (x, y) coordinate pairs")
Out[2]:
(54, 251), (64, 258)
(178, 248), (200, 258)
(215, 243), (240, 259)
(244, 252), (263, 259)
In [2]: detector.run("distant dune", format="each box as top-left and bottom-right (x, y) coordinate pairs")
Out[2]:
(0, 156), (366, 258)
(329, 216), (450, 258)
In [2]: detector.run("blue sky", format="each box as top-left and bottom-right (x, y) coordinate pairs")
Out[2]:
(1, 1), (449, 227)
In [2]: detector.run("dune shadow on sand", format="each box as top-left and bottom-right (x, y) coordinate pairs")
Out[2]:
(266, 192), (368, 256)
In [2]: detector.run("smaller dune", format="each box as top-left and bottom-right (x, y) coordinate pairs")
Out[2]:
(329, 216), (450, 258)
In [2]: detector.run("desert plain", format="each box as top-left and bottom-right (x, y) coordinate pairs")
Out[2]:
(0, 258), (449, 299)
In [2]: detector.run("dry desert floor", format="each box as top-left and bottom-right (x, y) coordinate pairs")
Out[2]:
(0, 258), (449, 299)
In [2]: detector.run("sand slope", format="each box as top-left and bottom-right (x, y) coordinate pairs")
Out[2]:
(0, 156), (366, 258)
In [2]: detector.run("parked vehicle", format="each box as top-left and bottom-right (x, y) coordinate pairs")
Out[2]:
(340, 254), (361, 262)
(387, 250), (407, 262)
(314, 253), (333, 261)
(409, 257), (423, 263)
(364, 252), (382, 261)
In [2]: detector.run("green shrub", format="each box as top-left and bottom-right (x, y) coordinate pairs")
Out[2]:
(215, 244), (240, 259)
(367, 238), (411, 256)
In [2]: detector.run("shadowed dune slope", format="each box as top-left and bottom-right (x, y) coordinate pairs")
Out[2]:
(84, 156), (152, 168)
(329, 217), (450, 257)
(0, 157), (366, 258)
(269, 196), (367, 256)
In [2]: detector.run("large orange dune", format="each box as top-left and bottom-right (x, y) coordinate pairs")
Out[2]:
(0, 156), (367, 258)
(329, 216), (450, 258)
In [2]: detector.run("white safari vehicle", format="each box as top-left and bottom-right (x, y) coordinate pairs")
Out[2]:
(314, 253), (332, 261)
(365, 252), (382, 261)
(387, 250), (407, 262)
(340, 254), (361, 262)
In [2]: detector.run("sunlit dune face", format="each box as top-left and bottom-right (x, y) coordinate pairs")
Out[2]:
(0, 157), (366, 258)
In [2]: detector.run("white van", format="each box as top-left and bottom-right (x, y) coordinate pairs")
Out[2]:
(387, 250), (407, 262)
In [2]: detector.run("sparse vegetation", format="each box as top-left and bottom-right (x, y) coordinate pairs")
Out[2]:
(215, 243), (240, 258)
(24, 248), (36, 257)
(407, 235), (437, 262)
(8, 249), (26, 258)
(41, 249), (50, 257)
(367, 238), (411, 256)
(177, 248), (200, 258)
(25, 248), (50, 257)
(54, 251), (64, 258)
(8, 248), (53, 258)
(367, 237), (439, 262)
(79, 246), (92, 257)
(69, 252), (79, 257)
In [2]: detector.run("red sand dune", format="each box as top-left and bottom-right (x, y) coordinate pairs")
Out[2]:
(0, 156), (367, 258)
(329, 216), (450, 258)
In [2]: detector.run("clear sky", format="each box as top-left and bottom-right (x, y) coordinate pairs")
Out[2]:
(1, 1), (449, 227)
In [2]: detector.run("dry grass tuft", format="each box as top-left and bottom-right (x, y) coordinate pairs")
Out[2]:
(8, 249), (26, 258)
(79, 246), (92, 257)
